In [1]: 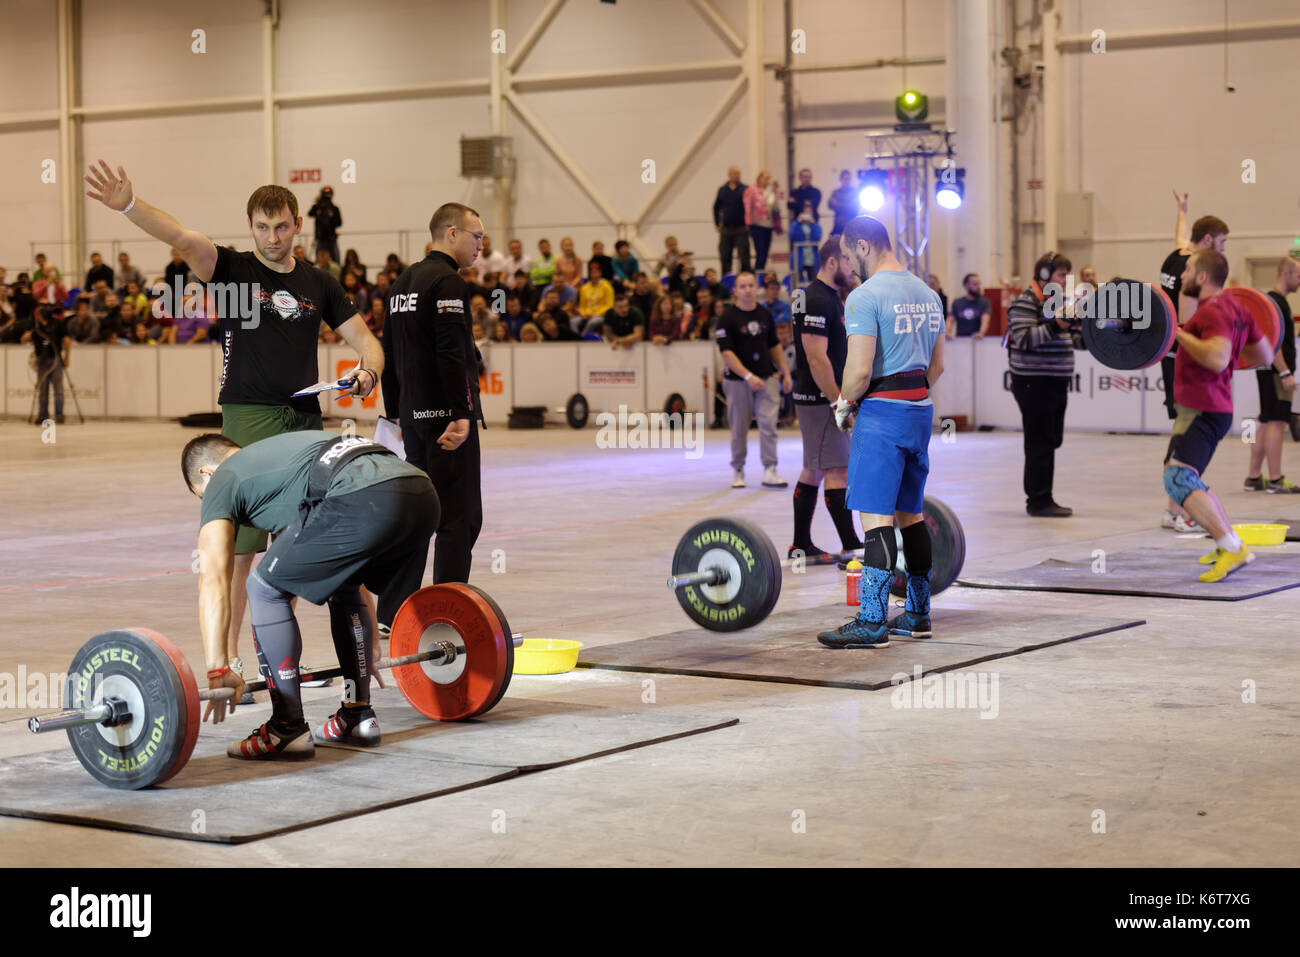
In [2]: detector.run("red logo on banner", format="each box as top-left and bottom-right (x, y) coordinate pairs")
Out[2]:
(289, 169), (322, 183)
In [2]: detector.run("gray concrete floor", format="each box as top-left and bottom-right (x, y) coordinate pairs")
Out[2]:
(1, 417), (1297, 866)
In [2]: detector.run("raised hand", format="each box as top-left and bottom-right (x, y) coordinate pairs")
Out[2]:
(84, 159), (134, 212)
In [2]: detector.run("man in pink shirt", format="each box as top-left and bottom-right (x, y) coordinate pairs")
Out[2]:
(1163, 250), (1274, 582)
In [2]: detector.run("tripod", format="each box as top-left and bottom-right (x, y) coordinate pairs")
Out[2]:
(27, 348), (85, 425)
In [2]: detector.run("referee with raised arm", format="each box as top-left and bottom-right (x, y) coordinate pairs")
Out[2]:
(378, 203), (486, 635)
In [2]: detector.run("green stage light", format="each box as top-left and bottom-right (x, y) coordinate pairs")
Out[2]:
(895, 90), (928, 124)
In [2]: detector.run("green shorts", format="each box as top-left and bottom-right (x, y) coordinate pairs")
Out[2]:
(221, 402), (323, 554)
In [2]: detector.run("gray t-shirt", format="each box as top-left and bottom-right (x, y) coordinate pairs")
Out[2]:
(199, 430), (424, 533)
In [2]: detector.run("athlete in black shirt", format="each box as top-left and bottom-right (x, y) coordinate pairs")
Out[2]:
(790, 238), (860, 561)
(379, 202), (487, 629)
(84, 161), (383, 687)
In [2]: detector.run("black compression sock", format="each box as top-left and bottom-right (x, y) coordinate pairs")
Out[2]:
(824, 488), (862, 550)
(792, 482), (819, 548)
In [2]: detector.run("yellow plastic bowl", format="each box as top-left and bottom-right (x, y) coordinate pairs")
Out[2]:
(1233, 523), (1289, 546)
(512, 638), (583, 675)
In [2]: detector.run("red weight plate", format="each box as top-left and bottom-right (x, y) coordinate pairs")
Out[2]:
(1224, 287), (1282, 369)
(390, 584), (510, 721)
(1152, 284), (1178, 360)
(130, 627), (202, 787)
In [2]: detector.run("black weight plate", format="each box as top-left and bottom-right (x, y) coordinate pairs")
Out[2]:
(672, 517), (781, 631)
(891, 496), (966, 598)
(566, 393), (589, 429)
(65, 629), (194, 789)
(1080, 280), (1172, 370)
(461, 583), (515, 714)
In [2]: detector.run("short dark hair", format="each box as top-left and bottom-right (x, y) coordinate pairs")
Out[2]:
(1190, 215), (1229, 244)
(842, 216), (892, 253)
(614, 290), (629, 302)
(818, 237), (841, 264)
(1034, 251), (1072, 279)
(246, 185), (298, 222)
(429, 203), (481, 242)
(634, 271), (647, 280)
(181, 433), (241, 493)
(962, 272), (979, 286)
(1190, 249), (1229, 288)
(615, 240), (629, 252)
(513, 269), (528, 279)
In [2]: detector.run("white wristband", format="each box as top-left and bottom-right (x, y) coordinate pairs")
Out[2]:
(121, 197), (136, 214)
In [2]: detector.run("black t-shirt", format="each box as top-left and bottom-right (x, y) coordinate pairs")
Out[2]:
(791, 279), (845, 405)
(85, 264), (114, 289)
(31, 318), (68, 361)
(630, 290), (658, 319)
(950, 294), (991, 336)
(716, 304), (778, 380)
(1267, 290), (1296, 374)
(1159, 248), (1191, 355)
(164, 260), (189, 286)
(208, 246), (353, 414)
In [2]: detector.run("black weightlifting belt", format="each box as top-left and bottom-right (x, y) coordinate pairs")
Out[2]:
(866, 368), (929, 401)
(300, 436), (396, 525)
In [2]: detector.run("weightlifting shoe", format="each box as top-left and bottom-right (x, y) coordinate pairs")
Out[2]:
(789, 544), (836, 566)
(314, 705), (381, 746)
(1161, 511), (1202, 532)
(817, 616), (891, 648)
(1198, 545), (1255, 583)
(227, 720), (315, 759)
(1267, 476), (1300, 494)
(1243, 475), (1268, 492)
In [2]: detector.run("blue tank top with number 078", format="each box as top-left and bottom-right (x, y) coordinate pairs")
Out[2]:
(843, 268), (944, 406)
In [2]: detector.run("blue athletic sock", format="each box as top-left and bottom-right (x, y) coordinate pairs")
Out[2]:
(905, 574), (931, 615)
(857, 566), (893, 623)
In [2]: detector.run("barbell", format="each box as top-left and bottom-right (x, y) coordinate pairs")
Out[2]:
(29, 583), (520, 790)
(667, 497), (966, 631)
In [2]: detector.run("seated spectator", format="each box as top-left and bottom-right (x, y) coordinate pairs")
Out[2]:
(648, 296), (682, 345)
(611, 241), (639, 290)
(530, 238), (557, 287)
(85, 251), (114, 290)
(97, 293), (125, 343)
(0, 277), (35, 343)
(118, 299), (141, 335)
(88, 279), (111, 320)
(599, 292), (645, 349)
(695, 287), (715, 326)
(115, 252), (145, 293)
(502, 292), (531, 337)
(482, 270), (509, 308)
(0, 282), (14, 326)
(492, 320), (514, 343)
(540, 314), (579, 342)
(577, 262), (615, 327)
(32, 274), (68, 306)
(316, 248), (341, 280)
(161, 247), (190, 288)
(373, 270), (392, 303)
(589, 242), (614, 285)
(163, 295), (211, 344)
(554, 236), (583, 287)
(122, 280), (149, 319)
(367, 296), (385, 336)
(504, 239), (531, 280)
(293, 244), (308, 263)
(461, 268), (489, 305)
(343, 248), (367, 282)
(761, 276), (791, 324)
(126, 320), (156, 345)
(474, 235), (507, 282)
(384, 253), (406, 277)
(541, 279), (578, 314)
(655, 235), (691, 278)
(670, 290), (693, 338)
(702, 267), (730, 301)
(342, 270), (369, 318)
(472, 317), (490, 351)
(534, 287), (569, 333)
(470, 296), (498, 341)
(518, 321), (543, 343)
(629, 272), (658, 319)
(508, 269), (538, 311)
(66, 297), (99, 343)
(34, 252), (62, 285)
(672, 260), (703, 305)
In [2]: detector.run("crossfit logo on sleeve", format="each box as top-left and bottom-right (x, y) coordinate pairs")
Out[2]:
(436, 298), (464, 313)
(49, 887), (151, 937)
(804, 313), (826, 330)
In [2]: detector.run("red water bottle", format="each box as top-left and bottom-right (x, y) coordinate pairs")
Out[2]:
(845, 559), (862, 606)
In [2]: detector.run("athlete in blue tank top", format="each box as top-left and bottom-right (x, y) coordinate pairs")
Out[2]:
(818, 215), (946, 649)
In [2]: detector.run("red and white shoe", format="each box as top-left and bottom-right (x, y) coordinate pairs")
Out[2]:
(227, 721), (315, 759)
(314, 706), (381, 746)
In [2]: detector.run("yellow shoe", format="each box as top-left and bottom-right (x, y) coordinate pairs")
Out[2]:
(1198, 545), (1255, 582)
(1198, 548), (1222, 565)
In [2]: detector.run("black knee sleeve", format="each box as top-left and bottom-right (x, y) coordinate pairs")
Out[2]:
(899, 521), (932, 577)
(861, 525), (897, 572)
(327, 586), (372, 705)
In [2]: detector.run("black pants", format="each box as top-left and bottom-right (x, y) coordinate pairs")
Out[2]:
(718, 225), (750, 275)
(1160, 353), (1177, 419)
(377, 420), (482, 626)
(749, 225), (773, 274)
(1011, 374), (1069, 508)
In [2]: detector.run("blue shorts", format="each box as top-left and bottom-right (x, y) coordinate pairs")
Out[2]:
(846, 399), (933, 515)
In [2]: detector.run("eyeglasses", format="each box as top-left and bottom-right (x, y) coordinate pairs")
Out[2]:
(459, 229), (485, 242)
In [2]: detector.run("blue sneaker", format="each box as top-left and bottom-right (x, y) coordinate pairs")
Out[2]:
(889, 574), (932, 638)
(817, 616), (891, 648)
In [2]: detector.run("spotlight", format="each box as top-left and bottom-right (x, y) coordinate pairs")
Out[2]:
(895, 90), (928, 124)
(856, 168), (889, 212)
(935, 166), (965, 210)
